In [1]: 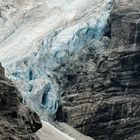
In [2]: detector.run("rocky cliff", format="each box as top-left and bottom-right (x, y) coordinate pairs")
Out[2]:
(0, 63), (42, 140)
(56, 0), (140, 140)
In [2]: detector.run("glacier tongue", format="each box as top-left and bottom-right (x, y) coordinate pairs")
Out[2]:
(0, 0), (113, 120)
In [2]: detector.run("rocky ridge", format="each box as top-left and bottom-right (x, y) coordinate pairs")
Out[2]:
(0, 63), (42, 140)
(56, 0), (140, 140)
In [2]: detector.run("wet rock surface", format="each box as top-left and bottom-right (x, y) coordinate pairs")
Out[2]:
(0, 63), (42, 140)
(56, 0), (140, 140)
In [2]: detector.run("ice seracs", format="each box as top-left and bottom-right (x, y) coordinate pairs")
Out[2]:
(0, 0), (113, 120)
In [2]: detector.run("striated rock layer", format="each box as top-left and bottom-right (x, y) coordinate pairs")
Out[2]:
(0, 63), (42, 140)
(56, 0), (140, 140)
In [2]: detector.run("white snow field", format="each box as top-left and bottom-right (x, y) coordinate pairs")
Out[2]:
(36, 121), (94, 140)
(36, 121), (75, 140)
(0, 0), (113, 120)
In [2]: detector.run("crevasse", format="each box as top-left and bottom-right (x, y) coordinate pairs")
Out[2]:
(2, 0), (113, 121)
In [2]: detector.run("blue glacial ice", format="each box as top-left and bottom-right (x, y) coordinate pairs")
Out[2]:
(1, 0), (113, 121)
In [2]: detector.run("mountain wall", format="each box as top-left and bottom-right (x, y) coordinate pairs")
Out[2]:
(56, 0), (140, 139)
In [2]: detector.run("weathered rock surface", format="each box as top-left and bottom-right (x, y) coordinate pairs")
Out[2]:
(0, 63), (42, 140)
(56, 0), (140, 140)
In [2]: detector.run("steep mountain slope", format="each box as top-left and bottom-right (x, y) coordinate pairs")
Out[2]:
(1, 0), (140, 140)
(56, 0), (140, 139)
(0, 63), (42, 140)
(0, 0), (112, 120)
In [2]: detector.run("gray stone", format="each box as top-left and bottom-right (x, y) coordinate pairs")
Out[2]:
(0, 63), (42, 140)
(56, 1), (140, 140)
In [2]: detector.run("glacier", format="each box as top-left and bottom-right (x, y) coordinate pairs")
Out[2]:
(0, 0), (113, 121)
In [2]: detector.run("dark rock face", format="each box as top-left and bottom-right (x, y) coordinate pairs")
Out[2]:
(0, 63), (42, 140)
(56, 1), (140, 140)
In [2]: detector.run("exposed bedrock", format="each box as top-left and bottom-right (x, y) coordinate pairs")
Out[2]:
(56, 1), (140, 140)
(0, 63), (42, 140)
